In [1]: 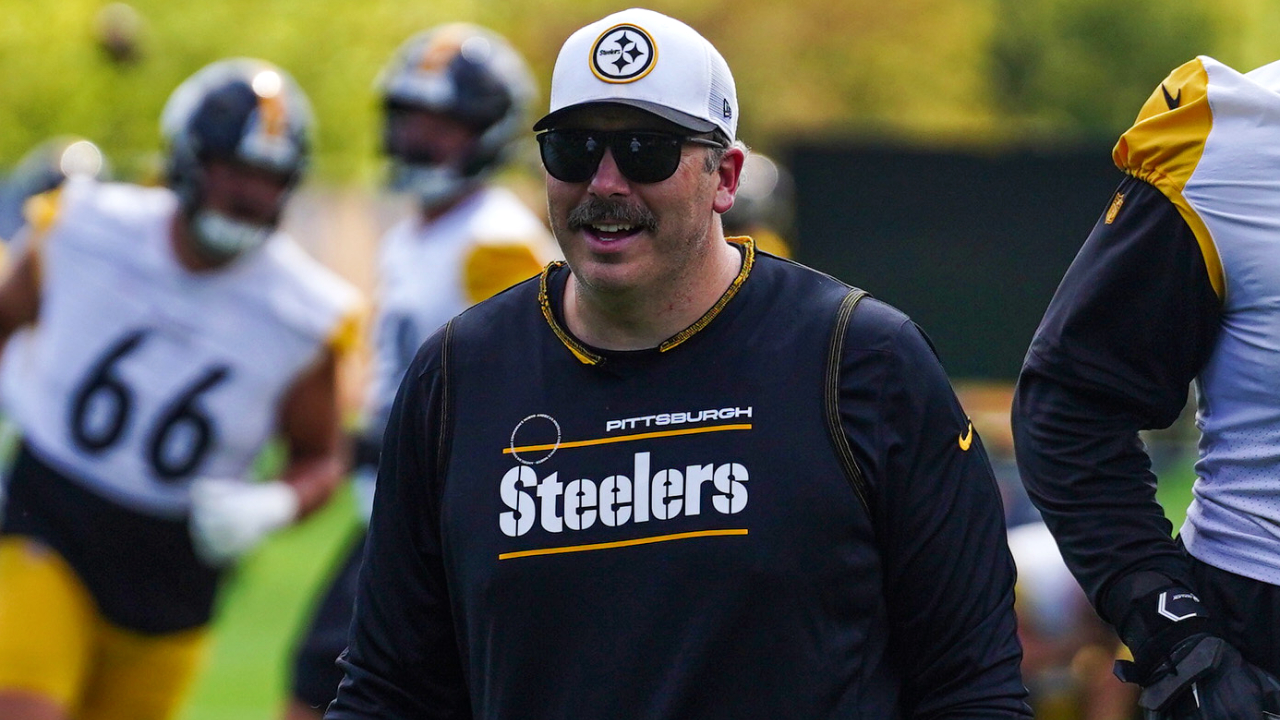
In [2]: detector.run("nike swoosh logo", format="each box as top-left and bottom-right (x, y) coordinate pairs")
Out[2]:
(1161, 83), (1182, 110)
(958, 421), (974, 451)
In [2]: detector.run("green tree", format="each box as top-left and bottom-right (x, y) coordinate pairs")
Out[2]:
(989, 0), (1219, 140)
(2, 0), (1277, 182)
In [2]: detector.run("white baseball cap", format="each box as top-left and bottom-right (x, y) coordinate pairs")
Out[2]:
(533, 8), (738, 141)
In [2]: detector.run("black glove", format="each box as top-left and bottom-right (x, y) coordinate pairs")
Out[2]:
(1115, 633), (1280, 719)
(1107, 576), (1280, 720)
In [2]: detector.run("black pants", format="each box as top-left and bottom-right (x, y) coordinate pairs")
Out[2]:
(2, 443), (220, 632)
(1190, 555), (1280, 676)
(290, 531), (367, 710)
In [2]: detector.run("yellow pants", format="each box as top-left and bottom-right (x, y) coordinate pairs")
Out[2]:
(0, 537), (210, 720)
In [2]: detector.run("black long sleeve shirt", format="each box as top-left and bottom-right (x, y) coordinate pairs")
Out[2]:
(1012, 176), (1220, 625)
(329, 246), (1030, 719)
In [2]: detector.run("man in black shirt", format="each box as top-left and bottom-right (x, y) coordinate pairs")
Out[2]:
(327, 8), (1029, 719)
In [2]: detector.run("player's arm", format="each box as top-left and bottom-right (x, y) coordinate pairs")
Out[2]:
(1007, 176), (1280, 716)
(189, 347), (349, 566)
(0, 189), (68, 353)
(328, 328), (470, 719)
(276, 346), (347, 517)
(463, 239), (548, 304)
(0, 247), (40, 350)
(1011, 175), (1217, 623)
(840, 305), (1031, 718)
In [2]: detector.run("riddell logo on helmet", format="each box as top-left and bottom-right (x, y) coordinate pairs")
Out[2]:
(590, 23), (656, 83)
(499, 451), (749, 537)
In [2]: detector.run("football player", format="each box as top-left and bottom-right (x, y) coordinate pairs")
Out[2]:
(1013, 55), (1280, 719)
(283, 24), (553, 720)
(0, 58), (361, 720)
(0, 136), (109, 245)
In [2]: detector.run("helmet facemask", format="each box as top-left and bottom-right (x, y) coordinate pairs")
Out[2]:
(190, 208), (276, 260)
(381, 101), (485, 209)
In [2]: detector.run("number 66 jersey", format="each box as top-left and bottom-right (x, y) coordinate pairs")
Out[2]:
(5, 176), (361, 518)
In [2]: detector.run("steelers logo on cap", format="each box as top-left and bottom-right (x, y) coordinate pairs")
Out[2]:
(590, 23), (656, 83)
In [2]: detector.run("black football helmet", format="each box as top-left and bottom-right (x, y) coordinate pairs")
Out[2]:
(377, 24), (536, 208)
(160, 58), (313, 258)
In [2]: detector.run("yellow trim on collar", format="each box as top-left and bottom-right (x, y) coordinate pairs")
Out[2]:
(659, 237), (754, 352)
(539, 262), (603, 365)
(538, 237), (757, 365)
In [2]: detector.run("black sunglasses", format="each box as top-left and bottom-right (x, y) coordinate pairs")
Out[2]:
(537, 130), (728, 184)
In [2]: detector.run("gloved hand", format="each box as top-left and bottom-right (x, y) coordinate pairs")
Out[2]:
(1118, 633), (1280, 719)
(189, 477), (299, 566)
(1107, 576), (1280, 720)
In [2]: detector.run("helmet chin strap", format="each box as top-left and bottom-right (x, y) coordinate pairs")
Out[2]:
(190, 209), (274, 260)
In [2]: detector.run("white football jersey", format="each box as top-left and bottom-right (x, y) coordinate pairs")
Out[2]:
(1117, 56), (1280, 584)
(364, 185), (552, 433)
(6, 177), (361, 517)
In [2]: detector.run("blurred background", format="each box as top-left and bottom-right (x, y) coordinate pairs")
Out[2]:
(3, 0), (1273, 717)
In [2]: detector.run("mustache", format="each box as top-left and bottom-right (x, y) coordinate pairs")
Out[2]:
(567, 197), (658, 232)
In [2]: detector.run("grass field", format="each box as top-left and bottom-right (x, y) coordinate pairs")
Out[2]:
(1151, 439), (1198, 533)
(181, 485), (359, 720)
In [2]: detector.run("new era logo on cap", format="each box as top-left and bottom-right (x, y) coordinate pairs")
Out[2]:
(534, 8), (739, 142)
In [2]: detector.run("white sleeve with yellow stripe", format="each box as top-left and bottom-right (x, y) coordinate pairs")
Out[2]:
(363, 185), (551, 432)
(0, 188), (65, 417)
(458, 186), (556, 304)
(262, 235), (365, 362)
